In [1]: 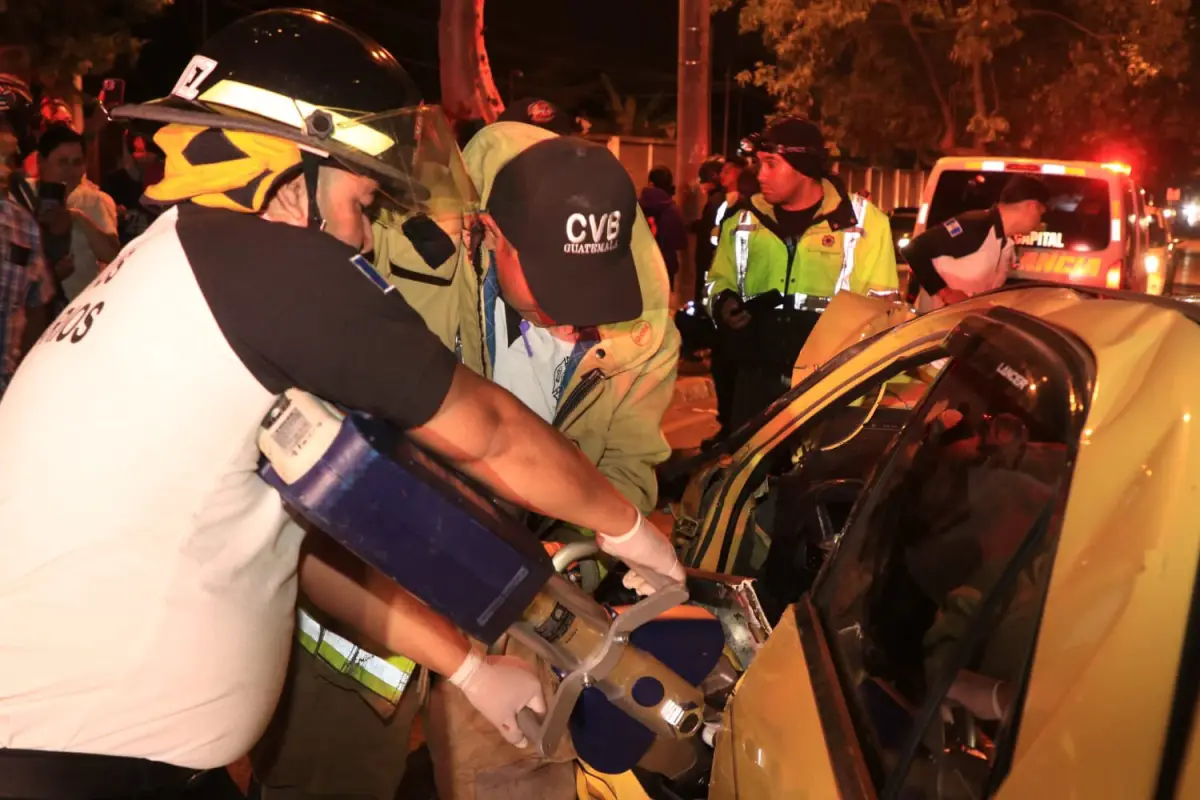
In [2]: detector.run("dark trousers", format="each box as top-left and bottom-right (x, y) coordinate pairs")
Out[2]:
(0, 749), (214, 800)
(726, 308), (823, 430)
(250, 643), (424, 800)
(710, 339), (737, 433)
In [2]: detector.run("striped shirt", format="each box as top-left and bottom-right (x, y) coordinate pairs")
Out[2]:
(0, 197), (54, 381)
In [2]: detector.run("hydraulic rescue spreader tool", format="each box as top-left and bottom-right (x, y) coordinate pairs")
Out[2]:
(257, 390), (725, 775)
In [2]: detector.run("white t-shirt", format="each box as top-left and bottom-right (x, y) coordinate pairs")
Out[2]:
(0, 204), (456, 768)
(489, 295), (578, 423)
(63, 179), (119, 299)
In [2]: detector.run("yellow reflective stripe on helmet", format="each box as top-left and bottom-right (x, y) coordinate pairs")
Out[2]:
(296, 609), (415, 703)
(198, 79), (395, 157)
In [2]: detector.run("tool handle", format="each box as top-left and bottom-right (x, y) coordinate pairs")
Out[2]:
(517, 706), (544, 748)
(637, 566), (684, 595)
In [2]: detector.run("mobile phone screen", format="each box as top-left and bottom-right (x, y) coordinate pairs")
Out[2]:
(37, 181), (67, 213)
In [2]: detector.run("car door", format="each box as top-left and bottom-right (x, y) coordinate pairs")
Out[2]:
(710, 308), (1093, 800)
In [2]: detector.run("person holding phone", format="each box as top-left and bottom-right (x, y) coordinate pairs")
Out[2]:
(102, 126), (165, 245)
(35, 123), (119, 299)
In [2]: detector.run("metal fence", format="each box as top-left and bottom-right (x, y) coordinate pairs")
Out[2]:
(587, 135), (678, 192)
(587, 135), (928, 214)
(833, 164), (929, 213)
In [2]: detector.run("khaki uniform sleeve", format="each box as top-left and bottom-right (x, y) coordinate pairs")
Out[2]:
(370, 210), (464, 354)
(594, 321), (681, 514)
(850, 202), (899, 295)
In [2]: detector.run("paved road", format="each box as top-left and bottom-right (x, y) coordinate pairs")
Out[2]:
(661, 372), (720, 451)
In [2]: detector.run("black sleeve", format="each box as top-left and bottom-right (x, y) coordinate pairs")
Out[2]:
(905, 213), (996, 297)
(181, 205), (457, 429)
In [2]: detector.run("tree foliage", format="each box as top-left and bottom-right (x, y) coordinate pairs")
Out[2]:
(719, 0), (1192, 176)
(598, 73), (676, 138)
(1, 0), (171, 90)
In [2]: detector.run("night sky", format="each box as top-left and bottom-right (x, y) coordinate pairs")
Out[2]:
(124, 0), (774, 154)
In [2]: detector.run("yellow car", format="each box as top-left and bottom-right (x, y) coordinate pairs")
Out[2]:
(662, 285), (1200, 800)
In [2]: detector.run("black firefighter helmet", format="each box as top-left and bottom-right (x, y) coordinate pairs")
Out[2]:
(110, 8), (474, 212)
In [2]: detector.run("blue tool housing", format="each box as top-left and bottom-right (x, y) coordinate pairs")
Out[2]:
(259, 413), (555, 643)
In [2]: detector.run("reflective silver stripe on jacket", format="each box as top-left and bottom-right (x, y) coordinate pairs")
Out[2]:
(734, 210), (753, 297)
(835, 194), (869, 294)
(296, 608), (413, 695)
(710, 200), (729, 246)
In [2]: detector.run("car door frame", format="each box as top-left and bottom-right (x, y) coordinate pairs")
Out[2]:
(686, 329), (952, 576)
(805, 308), (1092, 797)
(714, 307), (1095, 799)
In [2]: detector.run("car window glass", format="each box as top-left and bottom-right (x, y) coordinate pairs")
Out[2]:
(681, 327), (933, 575)
(747, 352), (950, 620)
(812, 330), (1077, 798)
(928, 171), (1111, 252)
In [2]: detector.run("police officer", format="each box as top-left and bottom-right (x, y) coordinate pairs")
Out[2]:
(905, 175), (1049, 309)
(0, 10), (682, 798)
(706, 117), (898, 427)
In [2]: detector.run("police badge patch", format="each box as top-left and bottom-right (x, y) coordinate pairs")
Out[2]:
(552, 358), (568, 402)
(945, 218), (963, 237)
(350, 254), (394, 294)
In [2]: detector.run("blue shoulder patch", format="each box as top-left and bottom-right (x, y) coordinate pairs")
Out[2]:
(944, 218), (963, 238)
(350, 254), (394, 294)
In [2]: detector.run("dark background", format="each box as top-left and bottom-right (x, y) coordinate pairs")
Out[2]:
(125, 0), (774, 156)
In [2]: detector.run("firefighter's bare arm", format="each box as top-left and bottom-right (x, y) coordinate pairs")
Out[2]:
(300, 532), (545, 744)
(410, 364), (639, 541)
(299, 530), (470, 677)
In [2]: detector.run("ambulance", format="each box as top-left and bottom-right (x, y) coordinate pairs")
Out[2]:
(912, 157), (1156, 292)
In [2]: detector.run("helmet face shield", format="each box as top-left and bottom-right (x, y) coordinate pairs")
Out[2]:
(344, 106), (479, 217)
(183, 75), (478, 215)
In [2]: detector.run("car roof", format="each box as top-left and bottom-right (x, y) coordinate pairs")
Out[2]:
(931, 156), (1134, 181)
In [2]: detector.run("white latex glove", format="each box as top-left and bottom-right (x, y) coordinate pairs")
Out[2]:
(598, 512), (687, 595)
(449, 648), (546, 748)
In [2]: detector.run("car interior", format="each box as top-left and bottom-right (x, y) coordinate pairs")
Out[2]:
(683, 315), (1086, 799)
(809, 340), (1077, 799)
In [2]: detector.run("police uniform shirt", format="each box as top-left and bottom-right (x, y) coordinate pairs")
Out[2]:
(906, 207), (1014, 299)
(773, 200), (822, 240)
(490, 296), (578, 424)
(0, 204), (457, 769)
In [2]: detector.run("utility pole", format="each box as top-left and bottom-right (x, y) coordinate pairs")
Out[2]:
(438, 0), (505, 124)
(675, 0), (710, 303)
(735, 83), (743, 146)
(722, 66), (731, 157)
